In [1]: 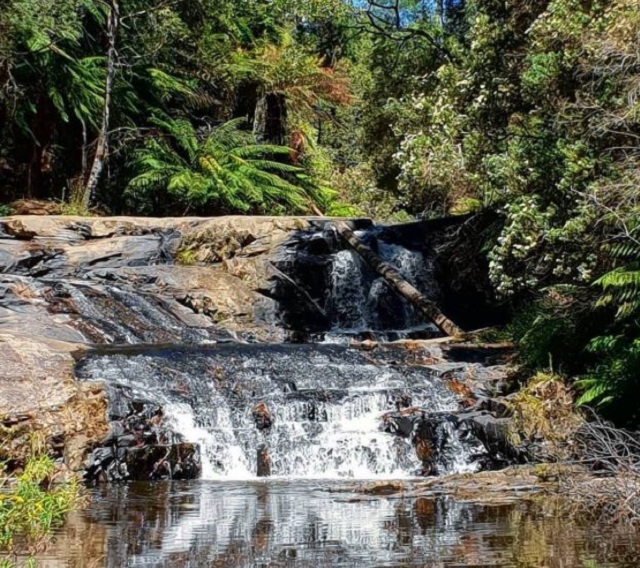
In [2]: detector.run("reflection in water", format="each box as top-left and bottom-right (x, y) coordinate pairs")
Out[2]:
(39, 480), (640, 567)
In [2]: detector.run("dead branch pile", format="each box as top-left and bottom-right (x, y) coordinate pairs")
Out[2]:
(559, 413), (640, 524)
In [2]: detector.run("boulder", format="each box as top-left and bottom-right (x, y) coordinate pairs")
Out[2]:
(252, 402), (273, 430)
(382, 409), (456, 475)
(84, 386), (201, 483)
(0, 333), (108, 475)
(257, 444), (271, 477)
(455, 411), (528, 467)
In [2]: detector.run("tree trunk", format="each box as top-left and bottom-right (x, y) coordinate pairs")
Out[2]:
(253, 92), (287, 145)
(333, 221), (463, 337)
(83, 0), (118, 210)
(80, 117), (88, 178)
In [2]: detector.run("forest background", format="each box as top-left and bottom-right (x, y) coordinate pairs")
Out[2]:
(1, 0), (639, 424)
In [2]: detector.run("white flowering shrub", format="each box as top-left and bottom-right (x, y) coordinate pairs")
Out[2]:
(489, 195), (597, 297)
(390, 65), (476, 215)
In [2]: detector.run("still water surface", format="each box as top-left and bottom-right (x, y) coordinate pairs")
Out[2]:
(35, 481), (640, 567)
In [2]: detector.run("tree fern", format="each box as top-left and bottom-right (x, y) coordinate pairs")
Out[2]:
(577, 228), (640, 416)
(127, 116), (324, 214)
(594, 229), (640, 319)
(576, 337), (640, 411)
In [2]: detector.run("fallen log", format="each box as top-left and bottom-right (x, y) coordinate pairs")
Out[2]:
(333, 221), (463, 337)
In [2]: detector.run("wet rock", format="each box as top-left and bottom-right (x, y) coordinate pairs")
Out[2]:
(383, 412), (415, 439)
(382, 409), (456, 475)
(360, 481), (405, 495)
(413, 419), (439, 475)
(382, 404), (527, 474)
(257, 444), (271, 477)
(469, 396), (511, 418)
(0, 215), (351, 348)
(394, 393), (412, 410)
(252, 402), (273, 430)
(455, 411), (527, 466)
(123, 443), (200, 481)
(84, 386), (201, 483)
(354, 339), (378, 351)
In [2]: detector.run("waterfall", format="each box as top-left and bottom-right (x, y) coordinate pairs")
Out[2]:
(78, 344), (479, 480)
(326, 233), (440, 339)
(329, 249), (372, 332)
(77, 224), (484, 482)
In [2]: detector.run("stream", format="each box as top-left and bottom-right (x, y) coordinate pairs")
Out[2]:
(40, 481), (640, 566)
(3, 217), (640, 566)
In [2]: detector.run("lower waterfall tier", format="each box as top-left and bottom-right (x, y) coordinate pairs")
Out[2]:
(77, 343), (487, 481)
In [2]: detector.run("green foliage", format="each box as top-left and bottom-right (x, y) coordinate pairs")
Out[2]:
(575, 228), (640, 420)
(176, 248), (198, 266)
(328, 163), (409, 221)
(0, 0), (359, 213)
(595, 232), (640, 320)
(0, 454), (80, 551)
(576, 336), (640, 420)
(507, 294), (576, 371)
(127, 117), (327, 214)
(0, 205), (11, 217)
(0, 557), (36, 568)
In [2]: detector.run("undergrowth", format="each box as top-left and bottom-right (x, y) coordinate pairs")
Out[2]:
(507, 372), (583, 461)
(0, 448), (81, 560)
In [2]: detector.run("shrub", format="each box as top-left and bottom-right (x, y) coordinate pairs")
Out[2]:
(0, 454), (81, 552)
(507, 372), (583, 461)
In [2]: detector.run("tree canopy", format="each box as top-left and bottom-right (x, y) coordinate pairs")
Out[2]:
(1, 0), (639, 423)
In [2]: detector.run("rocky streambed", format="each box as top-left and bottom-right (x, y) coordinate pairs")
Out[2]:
(0, 214), (531, 488)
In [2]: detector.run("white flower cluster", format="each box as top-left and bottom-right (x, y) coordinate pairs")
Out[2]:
(393, 132), (427, 193)
(489, 196), (551, 296)
(489, 195), (598, 296)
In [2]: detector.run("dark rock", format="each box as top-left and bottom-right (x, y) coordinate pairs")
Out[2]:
(124, 443), (200, 480)
(413, 418), (440, 475)
(84, 385), (201, 483)
(383, 413), (415, 438)
(382, 410), (456, 475)
(252, 402), (273, 430)
(257, 444), (271, 477)
(285, 389), (348, 404)
(382, 405), (528, 473)
(455, 411), (528, 466)
(468, 396), (511, 418)
(395, 394), (412, 410)
(116, 434), (138, 448)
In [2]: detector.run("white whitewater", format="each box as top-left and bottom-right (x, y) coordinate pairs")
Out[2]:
(328, 238), (440, 338)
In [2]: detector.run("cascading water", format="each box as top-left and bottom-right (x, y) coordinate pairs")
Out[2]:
(9, 219), (623, 568)
(78, 344), (479, 480)
(77, 224), (484, 482)
(329, 249), (371, 332)
(326, 231), (440, 340)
